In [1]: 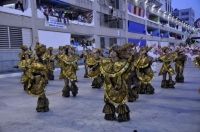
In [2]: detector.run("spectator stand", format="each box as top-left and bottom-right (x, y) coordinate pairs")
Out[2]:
(36, 0), (94, 28)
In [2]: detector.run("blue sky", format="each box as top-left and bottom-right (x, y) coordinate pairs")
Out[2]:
(172, 0), (200, 20)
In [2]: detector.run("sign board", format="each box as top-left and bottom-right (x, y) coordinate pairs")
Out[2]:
(45, 17), (67, 29)
(38, 30), (71, 48)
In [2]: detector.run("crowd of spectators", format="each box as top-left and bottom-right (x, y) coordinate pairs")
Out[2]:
(40, 5), (93, 25)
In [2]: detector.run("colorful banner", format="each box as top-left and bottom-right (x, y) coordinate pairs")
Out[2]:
(45, 16), (67, 29)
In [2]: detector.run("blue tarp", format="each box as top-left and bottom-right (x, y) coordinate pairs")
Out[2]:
(128, 21), (145, 34)
(152, 30), (160, 37)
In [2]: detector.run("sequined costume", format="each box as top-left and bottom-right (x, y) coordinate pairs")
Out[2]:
(81, 49), (91, 78)
(134, 47), (154, 94)
(159, 47), (177, 88)
(194, 54), (200, 68)
(42, 47), (55, 80)
(101, 48), (130, 122)
(56, 46), (79, 97)
(174, 50), (187, 83)
(87, 49), (104, 89)
(118, 44), (139, 102)
(18, 45), (32, 91)
(18, 43), (49, 112)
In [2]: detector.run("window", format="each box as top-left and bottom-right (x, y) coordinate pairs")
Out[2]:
(181, 12), (189, 16)
(109, 38), (117, 47)
(100, 13), (123, 29)
(0, 25), (22, 49)
(100, 37), (105, 48)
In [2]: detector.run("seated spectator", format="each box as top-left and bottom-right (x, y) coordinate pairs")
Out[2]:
(15, 0), (24, 12)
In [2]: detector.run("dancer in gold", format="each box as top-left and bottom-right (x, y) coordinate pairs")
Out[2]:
(193, 50), (200, 68)
(87, 48), (104, 89)
(42, 47), (55, 80)
(101, 46), (130, 122)
(159, 47), (177, 88)
(18, 45), (32, 91)
(118, 44), (139, 102)
(56, 46), (79, 97)
(18, 43), (49, 112)
(175, 49), (187, 83)
(134, 47), (154, 94)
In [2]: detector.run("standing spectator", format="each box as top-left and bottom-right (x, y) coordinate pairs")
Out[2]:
(42, 6), (49, 21)
(63, 11), (70, 25)
(68, 11), (73, 20)
(48, 6), (53, 16)
(57, 10), (63, 22)
(15, 0), (24, 12)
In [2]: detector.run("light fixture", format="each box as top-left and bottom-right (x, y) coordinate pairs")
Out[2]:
(145, 0), (148, 4)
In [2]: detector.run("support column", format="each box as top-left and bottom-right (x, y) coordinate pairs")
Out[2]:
(30, 0), (39, 48)
(144, 1), (148, 43)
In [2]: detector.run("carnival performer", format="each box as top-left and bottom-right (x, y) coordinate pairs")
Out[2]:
(18, 45), (32, 91)
(58, 46), (65, 80)
(134, 46), (155, 94)
(193, 49), (200, 68)
(18, 43), (49, 112)
(42, 47), (55, 80)
(158, 47), (177, 88)
(118, 44), (139, 102)
(174, 48), (187, 83)
(101, 46), (131, 122)
(56, 46), (79, 97)
(87, 48), (104, 89)
(81, 49), (91, 78)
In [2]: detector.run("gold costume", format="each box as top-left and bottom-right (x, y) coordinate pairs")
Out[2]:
(81, 50), (91, 78)
(56, 46), (79, 97)
(86, 50), (104, 89)
(134, 52), (154, 94)
(57, 54), (79, 81)
(18, 45), (32, 91)
(119, 46), (139, 102)
(194, 56), (200, 68)
(42, 47), (55, 80)
(100, 57), (130, 122)
(18, 43), (49, 112)
(175, 50), (187, 83)
(159, 50), (177, 88)
(159, 53), (176, 76)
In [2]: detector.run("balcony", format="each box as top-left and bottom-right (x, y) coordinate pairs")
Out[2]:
(37, 0), (94, 28)
(99, 27), (126, 38)
(0, 0), (32, 17)
(100, 13), (124, 30)
(147, 20), (159, 28)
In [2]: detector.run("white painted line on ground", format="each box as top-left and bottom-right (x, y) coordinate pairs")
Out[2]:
(0, 72), (22, 79)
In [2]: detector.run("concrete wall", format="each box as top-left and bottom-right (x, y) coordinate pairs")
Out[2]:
(0, 50), (20, 73)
